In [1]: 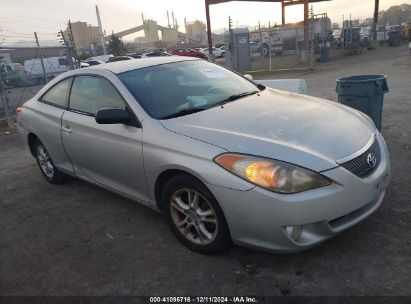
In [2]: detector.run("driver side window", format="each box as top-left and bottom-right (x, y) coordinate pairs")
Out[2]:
(69, 76), (126, 115)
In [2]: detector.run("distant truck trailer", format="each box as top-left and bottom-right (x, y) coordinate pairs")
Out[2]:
(24, 56), (71, 80)
(261, 17), (331, 56)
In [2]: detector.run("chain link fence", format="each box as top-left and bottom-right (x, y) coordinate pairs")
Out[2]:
(0, 32), (76, 128)
(247, 24), (314, 72)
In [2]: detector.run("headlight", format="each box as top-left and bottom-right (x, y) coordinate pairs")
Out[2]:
(214, 153), (331, 194)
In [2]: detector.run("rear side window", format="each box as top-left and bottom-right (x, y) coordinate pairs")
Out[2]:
(41, 78), (72, 108)
(69, 76), (125, 115)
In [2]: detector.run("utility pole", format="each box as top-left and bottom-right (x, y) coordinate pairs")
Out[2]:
(184, 18), (189, 44)
(258, 21), (263, 56)
(95, 5), (107, 55)
(34, 32), (47, 84)
(350, 14), (352, 48)
(373, 0), (379, 42)
(303, 0), (309, 51)
(310, 5), (315, 71)
(205, 1), (213, 61)
(67, 20), (79, 68)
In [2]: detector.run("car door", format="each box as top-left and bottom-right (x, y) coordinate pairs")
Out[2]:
(32, 77), (74, 173)
(61, 75), (149, 203)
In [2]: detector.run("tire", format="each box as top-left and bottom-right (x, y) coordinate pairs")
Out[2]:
(34, 139), (68, 184)
(162, 175), (232, 254)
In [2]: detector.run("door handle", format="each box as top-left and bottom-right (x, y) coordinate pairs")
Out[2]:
(62, 126), (72, 134)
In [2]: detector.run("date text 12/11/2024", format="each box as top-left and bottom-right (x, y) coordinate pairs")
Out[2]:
(149, 296), (259, 303)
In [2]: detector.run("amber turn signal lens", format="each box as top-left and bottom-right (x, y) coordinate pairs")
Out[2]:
(245, 161), (280, 188)
(214, 154), (246, 171)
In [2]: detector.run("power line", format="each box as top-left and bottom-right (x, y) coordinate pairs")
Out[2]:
(1, 27), (58, 36)
(0, 8), (64, 25)
(0, 17), (65, 30)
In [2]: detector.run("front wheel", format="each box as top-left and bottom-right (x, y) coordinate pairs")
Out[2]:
(34, 139), (68, 184)
(162, 175), (232, 254)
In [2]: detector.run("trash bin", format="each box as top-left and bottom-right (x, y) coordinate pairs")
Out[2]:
(336, 75), (389, 131)
(388, 31), (401, 47)
(319, 41), (331, 62)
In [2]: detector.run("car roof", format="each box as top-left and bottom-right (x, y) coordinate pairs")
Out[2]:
(83, 56), (199, 74)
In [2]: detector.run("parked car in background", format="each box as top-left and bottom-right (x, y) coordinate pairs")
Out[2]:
(83, 60), (104, 66)
(126, 53), (143, 59)
(201, 47), (225, 59)
(85, 54), (113, 63)
(108, 56), (135, 62)
(171, 48), (207, 59)
(17, 56), (390, 255)
(0, 65), (34, 88)
(249, 42), (260, 53)
(142, 51), (172, 57)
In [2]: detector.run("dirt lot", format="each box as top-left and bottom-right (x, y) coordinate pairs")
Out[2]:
(1, 45), (410, 296)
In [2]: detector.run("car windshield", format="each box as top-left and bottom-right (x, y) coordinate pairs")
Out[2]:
(118, 60), (258, 119)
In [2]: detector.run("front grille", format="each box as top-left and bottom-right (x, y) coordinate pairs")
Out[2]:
(340, 138), (381, 178)
(329, 199), (378, 229)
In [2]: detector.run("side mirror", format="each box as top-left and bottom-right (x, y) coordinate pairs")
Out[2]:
(95, 108), (130, 124)
(243, 74), (253, 80)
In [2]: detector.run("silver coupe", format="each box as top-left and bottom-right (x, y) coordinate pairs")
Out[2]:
(17, 57), (390, 254)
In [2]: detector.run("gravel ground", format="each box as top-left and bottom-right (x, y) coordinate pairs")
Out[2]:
(0, 44), (410, 296)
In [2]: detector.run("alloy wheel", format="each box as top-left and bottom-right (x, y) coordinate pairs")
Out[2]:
(37, 145), (54, 178)
(170, 188), (218, 245)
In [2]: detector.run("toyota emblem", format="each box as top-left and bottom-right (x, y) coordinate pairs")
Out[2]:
(366, 153), (377, 168)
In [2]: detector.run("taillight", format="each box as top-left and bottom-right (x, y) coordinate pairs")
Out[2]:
(16, 107), (22, 117)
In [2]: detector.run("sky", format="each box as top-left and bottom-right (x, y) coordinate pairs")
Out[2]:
(0, 0), (409, 43)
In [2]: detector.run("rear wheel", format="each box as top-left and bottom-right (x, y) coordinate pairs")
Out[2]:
(162, 175), (232, 254)
(34, 139), (67, 184)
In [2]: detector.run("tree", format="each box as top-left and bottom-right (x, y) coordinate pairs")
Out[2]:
(108, 34), (127, 56)
(361, 18), (374, 27)
(332, 23), (340, 30)
(378, 3), (411, 25)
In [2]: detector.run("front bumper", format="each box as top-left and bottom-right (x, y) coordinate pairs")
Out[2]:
(208, 132), (390, 253)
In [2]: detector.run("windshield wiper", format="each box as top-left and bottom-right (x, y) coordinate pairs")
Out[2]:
(159, 90), (259, 119)
(210, 90), (259, 108)
(160, 107), (207, 119)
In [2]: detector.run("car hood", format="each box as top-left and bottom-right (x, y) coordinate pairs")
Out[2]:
(160, 88), (375, 171)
